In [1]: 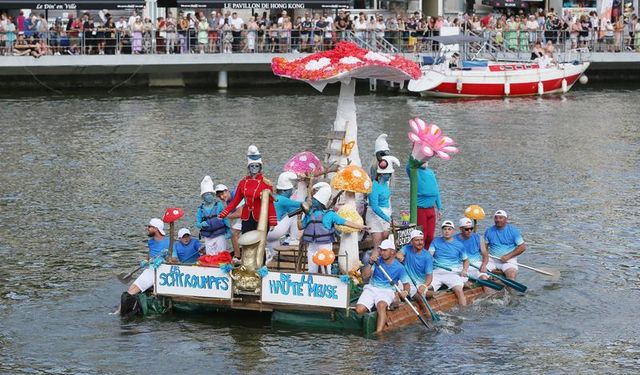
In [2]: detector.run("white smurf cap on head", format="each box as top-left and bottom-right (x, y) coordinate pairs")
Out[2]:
(459, 217), (473, 228)
(494, 210), (508, 218)
(380, 238), (396, 250)
(177, 228), (191, 238)
(148, 218), (166, 235)
(441, 220), (455, 228)
(214, 184), (228, 193)
(377, 155), (400, 174)
(276, 171), (297, 190)
(313, 186), (332, 206)
(374, 133), (390, 153)
(200, 175), (215, 196)
(247, 144), (262, 166)
(409, 229), (424, 241)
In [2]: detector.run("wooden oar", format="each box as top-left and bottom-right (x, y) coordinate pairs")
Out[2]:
(376, 261), (431, 330)
(402, 265), (441, 321)
(434, 263), (504, 291)
(470, 263), (527, 292)
(489, 255), (560, 279)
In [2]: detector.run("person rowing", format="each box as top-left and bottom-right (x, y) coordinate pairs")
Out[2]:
(455, 217), (491, 291)
(356, 239), (412, 333)
(396, 229), (433, 300)
(484, 210), (526, 281)
(429, 220), (469, 306)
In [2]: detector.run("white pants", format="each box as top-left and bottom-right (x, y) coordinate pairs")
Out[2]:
(267, 214), (292, 250)
(306, 242), (332, 274)
(468, 260), (489, 279)
(487, 257), (518, 272)
(133, 267), (155, 292)
(366, 207), (391, 233)
(430, 268), (465, 291)
(357, 284), (396, 311)
(204, 235), (227, 255)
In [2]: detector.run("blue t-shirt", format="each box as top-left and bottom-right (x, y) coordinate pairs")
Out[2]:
(484, 224), (524, 257)
(429, 236), (467, 269)
(454, 232), (482, 263)
(301, 209), (346, 231)
(368, 180), (391, 222)
(400, 244), (433, 284)
(370, 258), (411, 289)
(173, 238), (202, 264)
(274, 194), (302, 221)
(148, 236), (170, 259)
(406, 163), (442, 210)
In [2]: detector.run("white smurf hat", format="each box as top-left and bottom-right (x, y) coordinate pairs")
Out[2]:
(313, 186), (332, 206)
(276, 171), (297, 190)
(247, 144), (262, 166)
(374, 133), (390, 153)
(200, 175), (215, 196)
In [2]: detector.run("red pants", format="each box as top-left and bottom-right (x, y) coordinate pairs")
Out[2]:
(417, 207), (437, 250)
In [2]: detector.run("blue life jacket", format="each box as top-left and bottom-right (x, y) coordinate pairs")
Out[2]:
(199, 203), (226, 238)
(302, 210), (335, 244)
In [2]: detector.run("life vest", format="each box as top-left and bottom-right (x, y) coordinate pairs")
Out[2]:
(302, 209), (335, 244)
(199, 203), (227, 238)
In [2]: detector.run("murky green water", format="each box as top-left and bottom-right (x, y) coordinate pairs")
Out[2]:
(1, 85), (639, 374)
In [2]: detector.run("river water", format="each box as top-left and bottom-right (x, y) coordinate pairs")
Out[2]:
(0, 85), (639, 374)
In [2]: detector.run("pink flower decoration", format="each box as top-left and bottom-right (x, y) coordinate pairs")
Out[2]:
(284, 151), (324, 175)
(407, 117), (459, 161)
(271, 42), (421, 83)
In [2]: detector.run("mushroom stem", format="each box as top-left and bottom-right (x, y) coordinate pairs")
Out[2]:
(167, 222), (175, 260)
(338, 191), (359, 274)
(327, 80), (361, 172)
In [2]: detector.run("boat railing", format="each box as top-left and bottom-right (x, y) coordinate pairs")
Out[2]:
(343, 30), (400, 55)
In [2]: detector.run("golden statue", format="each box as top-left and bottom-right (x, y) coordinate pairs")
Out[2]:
(230, 189), (270, 294)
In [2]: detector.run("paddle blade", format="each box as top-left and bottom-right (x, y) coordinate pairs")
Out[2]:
(541, 268), (561, 281)
(117, 272), (132, 284)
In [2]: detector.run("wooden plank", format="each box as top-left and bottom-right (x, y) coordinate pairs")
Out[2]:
(326, 130), (346, 139)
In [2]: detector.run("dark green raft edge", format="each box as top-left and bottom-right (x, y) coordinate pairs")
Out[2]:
(136, 293), (379, 336)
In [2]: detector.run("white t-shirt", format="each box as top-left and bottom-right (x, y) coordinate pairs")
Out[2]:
(230, 17), (244, 31)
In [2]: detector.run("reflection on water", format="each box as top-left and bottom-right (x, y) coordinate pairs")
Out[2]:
(0, 86), (639, 374)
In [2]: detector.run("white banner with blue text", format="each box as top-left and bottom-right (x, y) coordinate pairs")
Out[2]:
(155, 264), (233, 299)
(261, 272), (349, 309)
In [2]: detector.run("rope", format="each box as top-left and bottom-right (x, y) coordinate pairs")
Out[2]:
(108, 65), (143, 94)
(22, 66), (63, 95)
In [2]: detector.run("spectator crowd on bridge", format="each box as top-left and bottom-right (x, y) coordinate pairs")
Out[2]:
(1, 6), (639, 57)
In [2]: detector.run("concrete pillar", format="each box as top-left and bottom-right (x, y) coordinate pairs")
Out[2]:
(218, 71), (228, 89)
(369, 78), (377, 91)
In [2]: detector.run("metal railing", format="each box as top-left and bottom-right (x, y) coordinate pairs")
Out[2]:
(1, 28), (639, 57)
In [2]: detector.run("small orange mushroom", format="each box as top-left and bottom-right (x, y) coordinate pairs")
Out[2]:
(312, 248), (335, 267)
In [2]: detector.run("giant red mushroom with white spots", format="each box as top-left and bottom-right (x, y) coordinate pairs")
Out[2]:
(272, 42), (420, 170)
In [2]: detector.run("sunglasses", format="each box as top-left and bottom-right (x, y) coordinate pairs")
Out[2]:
(463, 227), (474, 232)
(248, 154), (261, 160)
